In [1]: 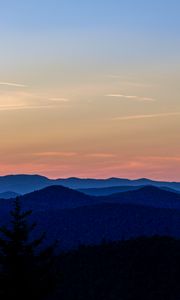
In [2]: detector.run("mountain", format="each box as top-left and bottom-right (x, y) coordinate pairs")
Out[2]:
(9, 184), (180, 210)
(57, 177), (180, 191)
(24, 202), (180, 249)
(55, 177), (135, 189)
(100, 186), (180, 209)
(79, 185), (180, 196)
(0, 185), (180, 249)
(0, 174), (51, 194)
(0, 191), (19, 199)
(1, 184), (180, 211)
(20, 185), (97, 210)
(0, 174), (180, 194)
(78, 185), (145, 196)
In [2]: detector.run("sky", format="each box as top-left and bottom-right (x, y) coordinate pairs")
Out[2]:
(0, 0), (180, 180)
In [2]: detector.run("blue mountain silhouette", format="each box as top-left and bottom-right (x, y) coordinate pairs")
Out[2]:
(0, 185), (180, 249)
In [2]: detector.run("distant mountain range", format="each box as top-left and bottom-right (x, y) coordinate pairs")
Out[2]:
(0, 191), (19, 199)
(0, 184), (180, 249)
(15, 184), (180, 210)
(79, 185), (180, 196)
(100, 186), (180, 209)
(78, 185), (143, 196)
(0, 174), (180, 194)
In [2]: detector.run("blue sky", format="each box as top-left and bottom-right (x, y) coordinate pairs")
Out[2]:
(0, 0), (180, 33)
(0, 0), (179, 71)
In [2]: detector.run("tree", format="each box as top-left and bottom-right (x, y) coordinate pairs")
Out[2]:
(0, 197), (58, 300)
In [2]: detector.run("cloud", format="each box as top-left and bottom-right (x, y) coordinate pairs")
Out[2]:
(49, 97), (69, 102)
(0, 92), (70, 111)
(87, 153), (116, 158)
(0, 103), (66, 111)
(33, 152), (77, 157)
(106, 94), (156, 102)
(142, 156), (180, 162)
(112, 112), (180, 121)
(0, 82), (27, 88)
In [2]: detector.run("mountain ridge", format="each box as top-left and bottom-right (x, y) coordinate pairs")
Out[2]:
(0, 184), (180, 249)
(0, 174), (180, 194)
(1, 184), (180, 210)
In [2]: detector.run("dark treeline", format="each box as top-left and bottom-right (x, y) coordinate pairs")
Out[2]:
(56, 236), (180, 300)
(0, 198), (180, 299)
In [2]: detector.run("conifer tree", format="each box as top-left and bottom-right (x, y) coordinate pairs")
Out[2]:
(0, 197), (57, 300)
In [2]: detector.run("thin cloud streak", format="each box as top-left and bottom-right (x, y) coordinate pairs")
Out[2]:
(106, 94), (156, 102)
(112, 112), (180, 121)
(0, 82), (27, 88)
(49, 97), (69, 102)
(0, 96), (70, 111)
(0, 104), (66, 111)
(86, 153), (116, 158)
(33, 152), (77, 157)
(142, 156), (180, 162)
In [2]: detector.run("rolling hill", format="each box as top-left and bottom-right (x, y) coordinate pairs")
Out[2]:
(3, 184), (180, 210)
(20, 185), (96, 209)
(100, 186), (180, 209)
(79, 185), (180, 196)
(0, 185), (180, 249)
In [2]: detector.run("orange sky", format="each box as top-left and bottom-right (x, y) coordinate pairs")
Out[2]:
(0, 75), (179, 180)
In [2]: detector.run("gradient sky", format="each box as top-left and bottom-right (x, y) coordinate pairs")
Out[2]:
(0, 0), (180, 180)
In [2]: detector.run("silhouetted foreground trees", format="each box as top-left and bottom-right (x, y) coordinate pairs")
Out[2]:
(0, 197), (57, 300)
(0, 198), (180, 299)
(55, 236), (180, 300)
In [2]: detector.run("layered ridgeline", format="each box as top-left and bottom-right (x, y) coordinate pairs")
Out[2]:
(0, 184), (180, 249)
(0, 174), (180, 194)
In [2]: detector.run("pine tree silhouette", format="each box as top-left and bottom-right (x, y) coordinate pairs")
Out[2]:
(0, 197), (58, 300)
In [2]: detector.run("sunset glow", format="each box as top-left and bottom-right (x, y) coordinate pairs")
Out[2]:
(0, 0), (180, 180)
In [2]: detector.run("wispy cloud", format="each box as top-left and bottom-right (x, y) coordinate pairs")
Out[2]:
(112, 112), (180, 121)
(49, 97), (69, 102)
(86, 153), (116, 158)
(0, 92), (70, 111)
(0, 104), (29, 111)
(0, 103), (68, 111)
(0, 82), (27, 88)
(33, 152), (77, 157)
(142, 156), (180, 162)
(106, 94), (156, 102)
